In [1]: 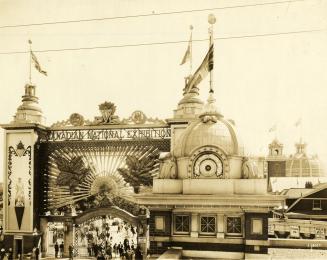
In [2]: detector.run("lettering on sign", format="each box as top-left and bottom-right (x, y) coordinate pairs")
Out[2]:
(42, 128), (171, 142)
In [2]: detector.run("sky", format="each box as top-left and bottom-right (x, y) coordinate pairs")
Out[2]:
(0, 0), (327, 182)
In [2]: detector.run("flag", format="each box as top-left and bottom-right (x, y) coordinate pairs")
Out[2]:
(31, 51), (47, 76)
(269, 124), (277, 132)
(186, 44), (214, 90)
(294, 118), (302, 127)
(180, 33), (192, 65)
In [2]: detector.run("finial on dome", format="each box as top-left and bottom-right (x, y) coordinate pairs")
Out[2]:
(295, 139), (307, 155)
(199, 92), (222, 123)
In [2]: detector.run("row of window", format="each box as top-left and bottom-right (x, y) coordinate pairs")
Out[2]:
(154, 215), (263, 236)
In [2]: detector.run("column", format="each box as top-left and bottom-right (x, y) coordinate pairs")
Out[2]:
(217, 214), (225, 238)
(40, 218), (48, 257)
(64, 219), (74, 257)
(191, 213), (198, 238)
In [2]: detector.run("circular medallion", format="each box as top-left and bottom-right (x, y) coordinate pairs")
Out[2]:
(194, 153), (223, 178)
(131, 110), (146, 124)
(69, 113), (84, 126)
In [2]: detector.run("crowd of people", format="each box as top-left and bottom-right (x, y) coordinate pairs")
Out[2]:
(49, 216), (143, 259)
(87, 239), (143, 259)
(82, 218), (142, 259)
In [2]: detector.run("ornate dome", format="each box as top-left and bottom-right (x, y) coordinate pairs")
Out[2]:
(286, 142), (325, 177)
(173, 93), (244, 158)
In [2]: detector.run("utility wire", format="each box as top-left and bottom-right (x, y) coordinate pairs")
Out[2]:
(0, 28), (324, 55)
(0, 0), (309, 29)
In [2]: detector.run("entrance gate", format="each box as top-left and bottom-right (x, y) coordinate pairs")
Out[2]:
(73, 207), (148, 257)
(35, 104), (170, 258)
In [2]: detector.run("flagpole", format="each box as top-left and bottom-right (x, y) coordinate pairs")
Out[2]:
(28, 40), (32, 84)
(208, 14), (216, 93)
(189, 25), (193, 76)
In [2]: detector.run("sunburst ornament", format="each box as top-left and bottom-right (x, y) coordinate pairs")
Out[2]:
(45, 144), (159, 211)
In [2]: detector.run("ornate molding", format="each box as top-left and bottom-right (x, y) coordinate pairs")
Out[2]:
(51, 113), (92, 128)
(121, 110), (166, 125)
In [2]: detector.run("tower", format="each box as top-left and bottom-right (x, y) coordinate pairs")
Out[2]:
(2, 83), (45, 257)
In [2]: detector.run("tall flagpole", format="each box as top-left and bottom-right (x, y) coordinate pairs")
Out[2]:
(208, 14), (216, 93)
(28, 39), (32, 84)
(189, 25), (193, 76)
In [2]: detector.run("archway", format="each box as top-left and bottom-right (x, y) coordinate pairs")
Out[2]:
(70, 206), (149, 258)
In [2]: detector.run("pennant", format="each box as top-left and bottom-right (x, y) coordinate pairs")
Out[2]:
(31, 51), (47, 76)
(180, 33), (192, 65)
(180, 44), (191, 65)
(186, 44), (214, 90)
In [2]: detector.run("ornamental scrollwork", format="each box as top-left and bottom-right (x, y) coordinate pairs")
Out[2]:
(121, 110), (166, 125)
(56, 156), (91, 194)
(7, 141), (32, 206)
(92, 101), (120, 125)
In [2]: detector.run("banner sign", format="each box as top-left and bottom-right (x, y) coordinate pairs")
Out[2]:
(4, 130), (34, 233)
(42, 127), (171, 142)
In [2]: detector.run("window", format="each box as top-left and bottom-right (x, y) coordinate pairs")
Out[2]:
(313, 200), (322, 210)
(226, 217), (242, 235)
(155, 216), (165, 231)
(200, 216), (216, 234)
(251, 218), (263, 235)
(174, 215), (190, 233)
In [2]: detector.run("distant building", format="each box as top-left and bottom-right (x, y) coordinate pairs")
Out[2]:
(267, 139), (327, 192)
(269, 183), (327, 240)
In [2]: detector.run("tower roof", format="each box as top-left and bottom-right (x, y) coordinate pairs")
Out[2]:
(12, 84), (45, 125)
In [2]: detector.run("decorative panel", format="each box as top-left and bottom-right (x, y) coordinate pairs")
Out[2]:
(4, 129), (35, 233)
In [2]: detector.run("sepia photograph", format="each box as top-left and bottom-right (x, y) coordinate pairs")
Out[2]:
(0, 0), (327, 259)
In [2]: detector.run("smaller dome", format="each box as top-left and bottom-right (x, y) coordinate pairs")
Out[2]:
(286, 142), (325, 177)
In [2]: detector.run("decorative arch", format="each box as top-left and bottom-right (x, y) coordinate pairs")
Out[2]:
(73, 206), (139, 226)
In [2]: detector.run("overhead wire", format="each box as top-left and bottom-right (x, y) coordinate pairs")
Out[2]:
(0, 28), (324, 55)
(0, 0), (310, 29)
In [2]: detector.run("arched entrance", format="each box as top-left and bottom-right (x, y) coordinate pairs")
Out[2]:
(41, 205), (149, 259)
(72, 206), (149, 258)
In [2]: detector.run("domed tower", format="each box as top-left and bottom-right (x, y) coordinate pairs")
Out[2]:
(12, 84), (45, 124)
(173, 93), (244, 180)
(286, 140), (325, 177)
(155, 92), (268, 195)
(146, 18), (285, 259)
(266, 139), (287, 178)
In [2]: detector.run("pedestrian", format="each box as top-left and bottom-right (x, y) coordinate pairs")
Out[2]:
(59, 242), (64, 258)
(68, 245), (73, 260)
(0, 248), (5, 260)
(32, 247), (36, 260)
(134, 246), (143, 260)
(54, 242), (59, 258)
(35, 247), (40, 260)
(87, 243), (92, 257)
(96, 252), (105, 260)
(7, 248), (13, 260)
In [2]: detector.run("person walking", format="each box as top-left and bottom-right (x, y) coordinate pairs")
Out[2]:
(59, 242), (64, 258)
(68, 245), (73, 260)
(134, 246), (143, 260)
(35, 247), (40, 260)
(7, 248), (13, 260)
(0, 248), (5, 260)
(54, 242), (59, 258)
